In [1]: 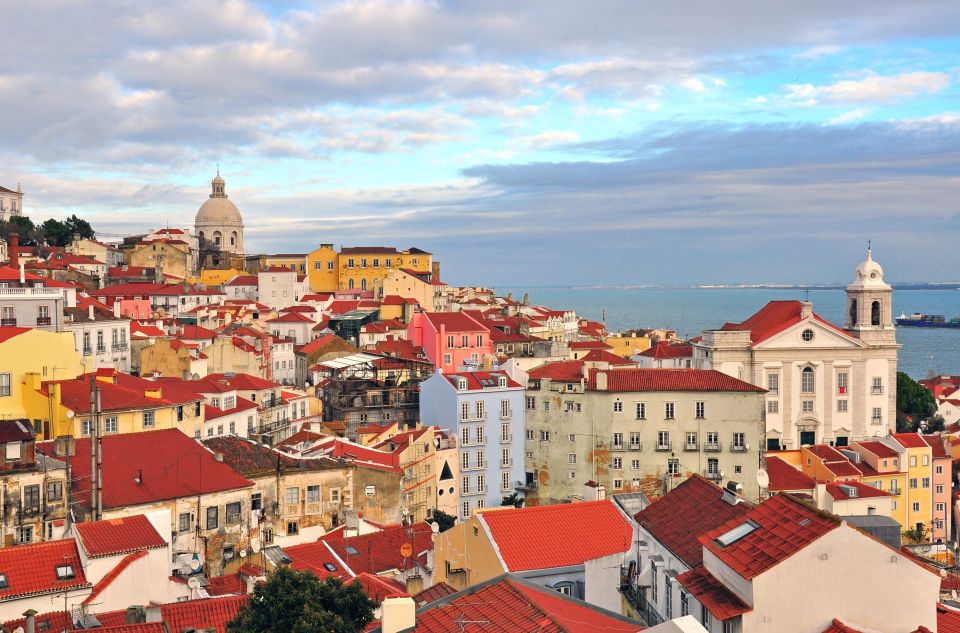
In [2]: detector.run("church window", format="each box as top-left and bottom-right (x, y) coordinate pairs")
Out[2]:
(871, 301), (881, 326)
(849, 299), (857, 326)
(801, 329), (814, 342)
(801, 367), (814, 393)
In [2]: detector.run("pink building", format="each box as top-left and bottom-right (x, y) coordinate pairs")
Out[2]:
(925, 434), (952, 543)
(407, 311), (493, 373)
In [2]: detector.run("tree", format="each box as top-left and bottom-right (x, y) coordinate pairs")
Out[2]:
(903, 522), (929, 544)
(896, 372), (938, 433)
(227, 567), (377, 633)
(431, 509), (456, 532)
(0, 215), (40, 245)
(923, 414), (946, 434)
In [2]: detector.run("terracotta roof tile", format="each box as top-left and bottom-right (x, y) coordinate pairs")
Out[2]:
(676, 566), (752, 620)
(587, 368), (765, 393)
(528, 360), (585, 382)
(765, 456), (816, 492)
(320, 522), (434, 575)
(423, 311), (486, 332)
(480, 500), (632, 572)
(75, 514), (167, 558)
(825, 480), (893, 500)
(719, 300), (853, 346)
(413, 581), (457, 606)
(0, 539), (89, 600)
(636, 475), (753, 568)
(852, 441), (899, 459)
(699, 493), (840, 580)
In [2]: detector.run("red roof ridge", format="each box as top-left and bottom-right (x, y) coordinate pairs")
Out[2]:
(82, 550), (149, 605)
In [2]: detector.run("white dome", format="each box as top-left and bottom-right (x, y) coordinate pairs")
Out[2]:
(194, 171), (244, 254)
(195, 196), (243, 227)
(848, 248), (890, 290)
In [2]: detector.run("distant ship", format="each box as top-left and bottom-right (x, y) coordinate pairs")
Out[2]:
(896, 313), (960, 328)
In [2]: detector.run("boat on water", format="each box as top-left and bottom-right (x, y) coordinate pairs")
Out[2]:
(896, 313), (960, 328)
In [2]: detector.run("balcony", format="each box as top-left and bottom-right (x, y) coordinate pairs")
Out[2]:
(629, 443), (642, 451)
(515, 480), (537, 492)
(731, 444), (748, 453)
(704, 442), (722, 452)
(36, 316), (51, 326)
(684, 442), (699, 452)
(112, 344), (128, 352)
(82, 347), (92, 356)
(0, 286), (60, 297)
(96, 347), (106, 354)
(500, 434), (512, 444)
(612, 444), (626, 452)
(871, 387), (884, 395)
(703, 469), (722, 481)
(655, 441), (672, 452)
(0, 318), (16, 327)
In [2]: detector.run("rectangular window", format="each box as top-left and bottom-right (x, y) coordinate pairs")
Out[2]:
(501, 423), (510, 442)
(913, 502), (921, 512)
(837, 371), (848, 395)
(23, 485), (40, 513)
(461, 427), (470, 445)
(461, 452), (469, 469)
(732, 432), (746, 450)
(540, 430), (551, 441)
(707, 458), (720, 478)
(462, 475), (470, 493)
(837, 399), (848, 413)
(501, 399), (510, 419)
(923, 455), (929, 466)
(872, 377), (884, 395)
(768, 400), (779, 413)
(477, 474), (486, 492)
(695, 401), (705, 419)
(501, 448), (510, 466)
(657, 430), (670, 450)
(686, 432), (697, 449)
(104, 416), (118, 433)
(636, 402), (646, 419)
(526, 429), (534, 440)
(502, 472), (511, 491)
(910, 478), (918, 489)
(630, 432), (641, 449)
(477, 426), (485, 444)
(526, 396), (535, 410)
(142, 411), (154, 428)
(5, 441), (21, 461)
(665, 579), (672, 618)
(631, 459), (640, 470)
(543, 400), (550, 411)
(462, 501), (470, 518)
(226, 502), (241, 524)
(613, 457), (622, 469)
(668, 458), (679, 475)
(801, 400), (814, 413)
(664, 402), (675, 419)
(872, 408), (883, 424)
(923, 477), (930, 488)
(568, 453), (578, 464)
(285, 487), (299, 506)
(0, 373), (11, 397)
(707, 431), (719, 450)
(613, 432), (623, 449)
(767, 373), (779, 394)
(206, 506), (218, 530)
(613, 401), (623, 412)
(801, 368), (815, 393)
(251, 492), (262, 511)
(179, 512), (191, 533)
(475, 401), (485, 420)
(46, 481), (63, 502)
(477, 452), (486, 468)
(937, 484), (944, 494)
(16, 527), (33, 544)
(460, 402), (469, 421)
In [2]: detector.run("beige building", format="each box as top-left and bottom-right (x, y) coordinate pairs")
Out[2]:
(693, 249), (898, 450)
(375, 268), (448, 311)
(524, 364), (766, 503)
(128, 238), (194, 279)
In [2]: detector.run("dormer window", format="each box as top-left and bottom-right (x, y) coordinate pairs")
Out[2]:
(0, 573), (7, 588)
(458, 378), (468, 390)
(497, 376), (507, 388)
(55, 564), (75, 580)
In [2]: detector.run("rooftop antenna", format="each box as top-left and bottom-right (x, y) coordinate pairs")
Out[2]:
(216, 161), (220, 177)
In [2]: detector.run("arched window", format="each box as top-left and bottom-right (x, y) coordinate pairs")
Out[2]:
(230, 231), (237, 247)
(213, 231), (222, 246)
(849, 299), (857, 326)
(801, 366), (815, 394)
(360, 278), (367, 291)
(348, 278), (354, 289)
(871, 301), (881, 326)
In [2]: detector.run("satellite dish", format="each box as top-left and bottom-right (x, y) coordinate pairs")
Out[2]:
(66, 410), (75, 419)
(239, 549), (247, 558)
(756, 468), (770, 489)
(251, 539), (262, 554)
(189, 554), (202, 572)
(399, 543), (413, 558)
(187, 577), (202, 590)
(430, 522), (440, 534)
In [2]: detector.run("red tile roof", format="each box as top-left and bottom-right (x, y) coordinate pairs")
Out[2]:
(41, 374), (199, 415)
(587, 368), (765, 393)
(0, 539), (89, 600)
(676, 566), (752, 620)
(0, 327), (30, 344)
(158, 595), (247, 633)
(825, 460), (862, 479)
(569, 341), (611, 350)
(424, 311), (486, 333)
(853, 440), (899, 459)
(825, 481), (893, 500)
(480, 500), (632, 572)
(207, 571), (247, 596)
(719, 300), (854, 346)
(443, 371), (523, 390)
(320, 522), (434, 575)
(822, 619), (866, 633)
(37, 429), (253, 509)
(924, 435), (949, 458)
(579, 349), (635, 365)
(528, 360), (585, 382)
(267, 311), (314, 324)
(284, 540), (347, 580)
(699, 493), (840, 580)
(638, 342), (693, 359)
(179, 324), (219, 339)
(765, 456), (816, 492)
(939, 605), (960, 633)
(74, 514), (167, 558)
(636, 475), (753, 568)
(350, 572), (408, 601)
(204, 372), (280, 391)
(409, 576), (642, 633)
(413, 581), (457, 606)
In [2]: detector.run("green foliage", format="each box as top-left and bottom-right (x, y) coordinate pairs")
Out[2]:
(903, 523), (929, 544)
(923, 414), (946, 434)
(896, 372), (937, 433)
(0, 214), (94, 247)
(227, 567), (377, 633)
(501, 493), (524, 508)
(431, 509), (456, 532)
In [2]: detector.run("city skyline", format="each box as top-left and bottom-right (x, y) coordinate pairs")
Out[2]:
(2, 1), (959, 285)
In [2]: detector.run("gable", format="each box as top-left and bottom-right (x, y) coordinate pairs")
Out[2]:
(756, 318), (865, 351)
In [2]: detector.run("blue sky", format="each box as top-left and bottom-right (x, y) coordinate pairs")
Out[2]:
(2, 1), (959, 285)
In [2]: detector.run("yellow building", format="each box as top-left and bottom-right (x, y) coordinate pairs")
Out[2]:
(263, 254), (307, 273)
(604, 332), (652, 358)
(850, 439), (909, 532)
(187, 268), (247, 287)
(128, 239), (193, 279)
(0, 328), (84, 429)
(306, 244), (433, 293)
(25, 370), (205, 440)
(891, 433), (934, 538)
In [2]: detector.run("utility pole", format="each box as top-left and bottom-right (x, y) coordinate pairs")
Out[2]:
(88, 376), (103, 521)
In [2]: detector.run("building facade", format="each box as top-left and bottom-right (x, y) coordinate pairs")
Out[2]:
(195, 171), (244, 255)
(306, 244), (433, 293)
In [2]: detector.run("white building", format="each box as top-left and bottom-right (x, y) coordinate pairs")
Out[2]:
(65, 299), (132, 372)
(258, 267), (308, 310)
(0, 183), (24, 222)
(693, 249), (898, 449)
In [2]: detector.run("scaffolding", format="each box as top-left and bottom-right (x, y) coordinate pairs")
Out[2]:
(314, 353), (434, 438)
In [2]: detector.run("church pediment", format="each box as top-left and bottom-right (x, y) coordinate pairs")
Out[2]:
(755, 317), (866, 350)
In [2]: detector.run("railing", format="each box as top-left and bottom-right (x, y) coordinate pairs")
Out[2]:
(112, 344), (128, 352)
(703, 469), (722, 481)
(872, 387), (885, 395)
(629, 443), (642, 451)
(612, 444), (625, 452)
(731, 444), (748, 453)
(0, 318), (16, 327)
(704, 442), (722, 452)
(36, 316), (52, 326)
(500, 458), (513, 467)
(515, 480), (537, 491)
(0, 287), (60, 296)
(655, 441), (672, 452)
(500, 434), (512, 444)
(82, 347), (92, 356)
(684, 442), (699, 451)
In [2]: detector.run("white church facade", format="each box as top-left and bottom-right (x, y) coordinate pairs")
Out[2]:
(0, 183), (24, 223)
(194, 171), (244, 254)
(693, 248), (898, 449)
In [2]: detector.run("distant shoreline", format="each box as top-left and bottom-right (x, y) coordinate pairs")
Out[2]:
(497, 283), (960, 291)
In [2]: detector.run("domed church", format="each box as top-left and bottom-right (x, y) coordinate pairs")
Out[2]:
(194, 170), (244, 254)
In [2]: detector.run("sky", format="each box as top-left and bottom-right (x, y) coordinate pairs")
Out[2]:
(3, 0), (960, 286)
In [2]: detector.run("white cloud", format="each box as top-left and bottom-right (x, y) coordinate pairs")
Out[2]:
(784, 71), (951, 105)
(516, 130), (581, 149)
(795, 45), (845, 60)
(828, 108), (868, 124)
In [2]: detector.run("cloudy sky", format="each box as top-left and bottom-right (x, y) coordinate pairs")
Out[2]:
(4, 1), (959, 285)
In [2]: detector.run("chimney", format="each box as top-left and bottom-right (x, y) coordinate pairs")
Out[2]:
(19, 262), (25, 285)
(23, 609), (37, 633)
(113, 300), (121, 318)
(9, 234), (18, 267)
(145, 605), (162, 623)
(125, 606), (146, 625)
(380, 596), (415, 633)
(801, 301), (813, 319)
(405, 574), (424, 596)
(88, 305), (95, 321)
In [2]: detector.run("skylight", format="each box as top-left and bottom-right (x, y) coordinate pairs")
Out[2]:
(345, 545), (360, 556)
(55, 564), (75, 580)
(323, 562), (337, 572)
(715, 520), (760, 547)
